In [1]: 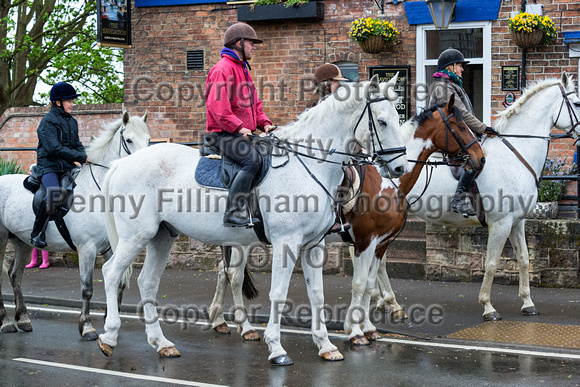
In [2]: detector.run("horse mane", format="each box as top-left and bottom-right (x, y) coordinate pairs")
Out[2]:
(494, 77), (573, 132)
(85, 115), (149, 163)
(274, 83), (363, 140)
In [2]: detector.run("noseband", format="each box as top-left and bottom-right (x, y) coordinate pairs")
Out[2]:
(436, 107), (479, 170)
(554, 83), (580, 140)
(352, 95), (407, 168)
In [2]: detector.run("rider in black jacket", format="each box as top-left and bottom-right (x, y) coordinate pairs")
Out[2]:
(30, 82), (88, 248)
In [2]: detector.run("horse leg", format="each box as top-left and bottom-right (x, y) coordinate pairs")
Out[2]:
(98, 235), (148, 357)
(209, 258), (231, 334)
(479, 221), (511, 321)
(77, 247), (99, 341)
(228, 248), (259, 340)
(0, 234), (17, 333)
(375, 256), (407, 320)
(510, 220), (538, 316)
(302, 243), (343, 361)
(345, 247), (373, 346)
(264, 243), (298, 366)
(9, 240), (33, 332)
(361, 257), (381, 341)
(138, 228), (180, 358)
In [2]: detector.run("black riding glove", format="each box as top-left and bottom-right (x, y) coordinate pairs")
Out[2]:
(484, 127), (498, 136)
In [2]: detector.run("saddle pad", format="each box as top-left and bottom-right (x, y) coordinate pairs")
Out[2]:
(195, 157), (226, 190)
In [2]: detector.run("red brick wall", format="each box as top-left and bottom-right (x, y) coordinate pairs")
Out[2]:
(0, 104), (126, 170)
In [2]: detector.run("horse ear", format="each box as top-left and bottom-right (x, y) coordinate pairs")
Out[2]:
(142, 111), (149, 123)
(447, 94), (455, 112)
(382, 71), (399, 101)
(369, 74), (380, 94)
(562, 72), (569, 88)
(122, 103), (127, 114)
(122, 110), (130, 126)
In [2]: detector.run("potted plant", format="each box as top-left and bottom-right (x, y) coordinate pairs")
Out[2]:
(237, 0), (324, 23)
(349, 17), (399, 54)
(527, 157), (576, 219)
(508, 12), (557, 49)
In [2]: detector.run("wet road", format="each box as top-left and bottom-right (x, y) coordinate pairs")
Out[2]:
(1, 305), (579, 386)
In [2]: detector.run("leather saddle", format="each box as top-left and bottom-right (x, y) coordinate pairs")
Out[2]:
(195, 133), (271, 190)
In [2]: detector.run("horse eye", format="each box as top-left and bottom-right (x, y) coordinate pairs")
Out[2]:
(378, 119), (387, 126)
(126, 139), (133, 144)
(575, 101), (580, 108)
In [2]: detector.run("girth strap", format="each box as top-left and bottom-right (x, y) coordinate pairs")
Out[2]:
(52, 215), (77, 251)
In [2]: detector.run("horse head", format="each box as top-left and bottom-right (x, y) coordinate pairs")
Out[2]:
(553, 72), (580, 140)
(353, 73), (408, 179)
(426, 95), (485, 172)
(86, 107), (151, 164)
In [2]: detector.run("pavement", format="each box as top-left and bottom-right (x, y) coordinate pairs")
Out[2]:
(3, 266), (580, 349)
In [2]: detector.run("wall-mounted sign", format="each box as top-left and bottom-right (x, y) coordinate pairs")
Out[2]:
(369, 66), (410, 125)
(501, 66), (519, 91)
(503, 92), (516, 108)
(97, 0), (131, 48)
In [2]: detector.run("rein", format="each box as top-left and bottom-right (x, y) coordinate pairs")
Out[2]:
(555, 83), (580, 140)
(87, 123), (132, 191)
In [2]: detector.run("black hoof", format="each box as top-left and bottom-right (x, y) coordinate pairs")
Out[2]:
(83, 330), (99, 341)
(17, 322), (33, 332)
(483, 312), (502, 321)
(522, 306), (539, 316)
(1, 324), (18, 333)
(270, 355), (294, 366)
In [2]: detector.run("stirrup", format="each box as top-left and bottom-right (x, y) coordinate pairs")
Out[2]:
(451, 202), (476, 218)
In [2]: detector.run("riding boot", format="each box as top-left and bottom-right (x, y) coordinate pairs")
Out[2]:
(30, 202), (51, 248)
(25, 248), (40, 269)
(450, 169), (478, 218)
(223, 171), (260, 228)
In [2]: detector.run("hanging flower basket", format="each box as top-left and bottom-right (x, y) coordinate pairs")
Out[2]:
(358, 35), (388, 53)
(510, 29), (543, 49)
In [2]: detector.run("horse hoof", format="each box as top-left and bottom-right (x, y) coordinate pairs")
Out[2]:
(17, 322), (33, 332)
(213, 323), (231, 334)
(242, 330), (260, 341)
(350, 335), (369, 346)
(1, 323), (17, 333)
(320, 350), (344, 362)
(483, 312), (502, 321)
(522, 306), (539, 316)
(364, 330), (381, 341)
(82, 330), (99, 341)
(158, 346), (181, 358)
(98, 337), (114, 357)
(376, 303), (386, 312)
(270, 355), (294, 366)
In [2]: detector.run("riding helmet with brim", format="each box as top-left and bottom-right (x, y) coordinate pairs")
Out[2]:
(437, 48), (470, 72)
(50, 82), (81, 101)
(224, 22), (263, 47)
(314, 63), (349, 84)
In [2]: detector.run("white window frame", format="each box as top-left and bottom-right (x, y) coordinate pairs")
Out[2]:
(416, 21), (492, 124)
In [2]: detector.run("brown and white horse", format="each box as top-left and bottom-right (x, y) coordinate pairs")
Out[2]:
(208, 95), (486, 345)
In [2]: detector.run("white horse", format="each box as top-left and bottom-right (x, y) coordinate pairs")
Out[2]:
(374, 73), (580, 321)
(97, 75), (408, 365)
(207, 97), (486, 345)
(0, 108), (150, 339)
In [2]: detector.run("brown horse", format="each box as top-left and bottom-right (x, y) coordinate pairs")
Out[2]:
(343, 95), (485, 344)
(208, 95), (486, 345)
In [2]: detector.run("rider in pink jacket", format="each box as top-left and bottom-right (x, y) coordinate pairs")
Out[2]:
(205, 23), (275, 228)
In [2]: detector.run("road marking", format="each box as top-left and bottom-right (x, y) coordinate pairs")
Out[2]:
(13, 358), (226, 387)
(16, 304), (580, 361)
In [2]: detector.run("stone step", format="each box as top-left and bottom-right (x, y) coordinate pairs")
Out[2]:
(385, 259), (426, 280)
(397, 217), (426, 239)
(387, 237), (426, 262)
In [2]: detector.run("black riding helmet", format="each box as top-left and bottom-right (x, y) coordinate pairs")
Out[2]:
(49, 82), (81, 102)
(437, 48), (470, 72)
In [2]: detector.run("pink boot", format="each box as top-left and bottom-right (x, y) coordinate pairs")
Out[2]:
(25, 248), (40, 269)
(39, 250), (50, 269)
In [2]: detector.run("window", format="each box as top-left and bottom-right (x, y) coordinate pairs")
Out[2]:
(334, 61), (359, 82)
(416, 22), (491, 124)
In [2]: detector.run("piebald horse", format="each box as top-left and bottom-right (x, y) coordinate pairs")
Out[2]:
(208, 96), (486, 345)
(374, 73), (580, 321)
(97, 75), (407, 365)
(0, 108), (150, 339)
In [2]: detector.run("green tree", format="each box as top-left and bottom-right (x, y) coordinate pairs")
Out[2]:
(0, 0), (123, 116)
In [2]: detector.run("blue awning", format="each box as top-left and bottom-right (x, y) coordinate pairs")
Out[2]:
(404, 0), (502, 25)
(563, 31), (580, 44)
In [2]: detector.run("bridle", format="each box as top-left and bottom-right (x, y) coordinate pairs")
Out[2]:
(352, 94), (407, 171)
(437, 106), (480, 170)
(118, 124), (133, 157)
(554, 83), (580, 141)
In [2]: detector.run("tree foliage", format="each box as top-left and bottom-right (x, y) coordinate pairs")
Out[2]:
(0, 0), (123, 116)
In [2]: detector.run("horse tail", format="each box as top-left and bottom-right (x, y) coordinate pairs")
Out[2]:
(242, 266), (259, 300)
(121, 263), (133, 290)
(103, 160), (121, 252)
